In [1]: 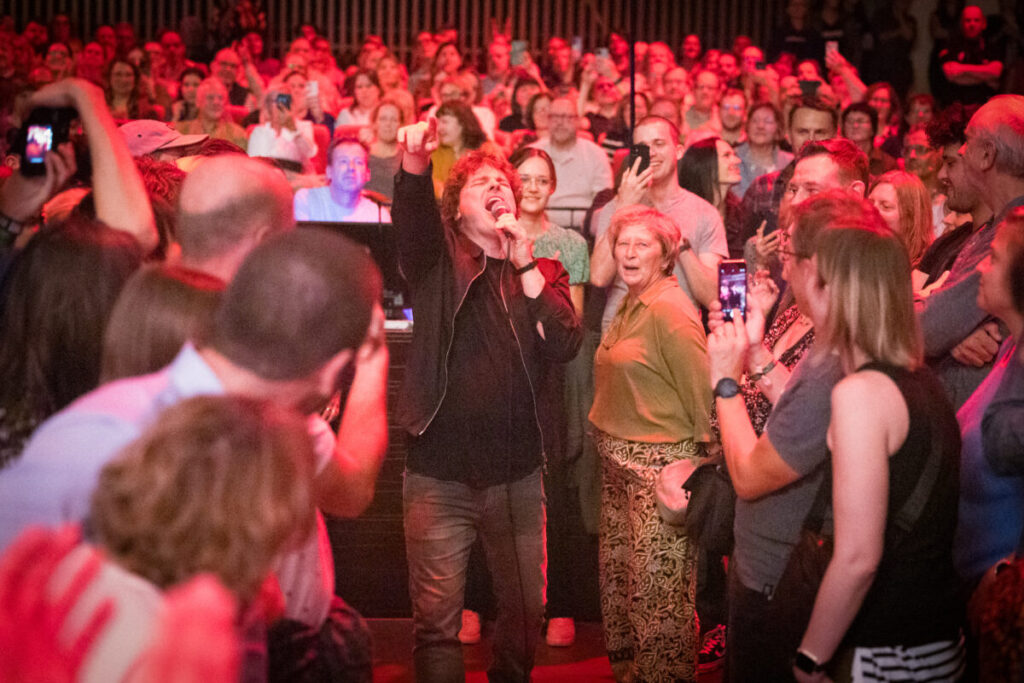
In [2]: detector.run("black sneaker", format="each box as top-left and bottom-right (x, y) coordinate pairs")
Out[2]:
(698, 624), (726, 673)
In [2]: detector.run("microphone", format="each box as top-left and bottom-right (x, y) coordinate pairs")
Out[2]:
(485, 196), (514, 239)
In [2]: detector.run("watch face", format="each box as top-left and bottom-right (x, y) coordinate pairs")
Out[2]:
(714, 378), (740, 399)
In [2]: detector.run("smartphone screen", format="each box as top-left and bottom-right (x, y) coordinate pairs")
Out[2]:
(798, 79), (821, 97)
(825, 40), (839, 57)
(276, 92), (293, 109)
(718, 259), (747, 322)
(627, 143), (650, 174)
(595, 47), (610, 60)
(22, 124), (53, 176)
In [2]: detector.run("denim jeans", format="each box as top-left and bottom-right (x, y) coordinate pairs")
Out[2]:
(403, 468), (547, 683)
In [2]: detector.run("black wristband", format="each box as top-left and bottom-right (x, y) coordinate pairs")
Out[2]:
(514, 260), (539, 275)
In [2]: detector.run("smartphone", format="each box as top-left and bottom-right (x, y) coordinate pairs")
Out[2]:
(627, 143), (650, 174)
(306, 80), (319, 97)
(825, 40), (839, 57)
(718, 260), (747, 322)
(571, 36), (583, 60)
(797, 79), (821, 97)
(755, 59), (766, 70)
(20, 107), (76, 177)
(511, 40), (528, 67)
(276, 92), (293, 109)
(595, 47), (610, 60)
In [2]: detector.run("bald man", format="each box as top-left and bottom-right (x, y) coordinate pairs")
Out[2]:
(175, 155), (295, 282)
(938, 5), (1003, 106)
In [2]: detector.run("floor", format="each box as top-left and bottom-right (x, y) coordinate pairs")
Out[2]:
(368, 619), (724, 682)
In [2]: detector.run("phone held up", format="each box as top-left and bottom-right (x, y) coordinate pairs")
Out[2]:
(276, 92), (293, 110)
(19, 107), (77, 177)
(718, 259), (747, 323)
(626, 143), (650, 175)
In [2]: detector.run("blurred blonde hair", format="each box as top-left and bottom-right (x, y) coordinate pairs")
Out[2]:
(91, 396), (316, 601)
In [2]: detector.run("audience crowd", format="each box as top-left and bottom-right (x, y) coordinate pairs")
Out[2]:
(1, 2), (1024, 681)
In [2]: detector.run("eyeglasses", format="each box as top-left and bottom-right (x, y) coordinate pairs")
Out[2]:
(519, 175), (552, 188)
(548, 114), (575, 121)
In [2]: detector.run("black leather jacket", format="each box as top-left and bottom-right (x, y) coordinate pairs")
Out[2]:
(391, 168), (582, 438)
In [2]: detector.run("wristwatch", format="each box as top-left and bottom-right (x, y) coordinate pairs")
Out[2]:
(793, 648), (827, 675)
(713, 377), (740, 399)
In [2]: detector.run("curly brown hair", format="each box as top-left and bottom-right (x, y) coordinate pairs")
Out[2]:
(439, 149), (522, 232)
(90, 396), (316, 601)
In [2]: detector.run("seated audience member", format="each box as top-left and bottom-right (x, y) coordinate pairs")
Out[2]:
(841, 102), (897, 177)
(783, 209), (964, 682)
(173, 78), (248, 151)
(499, 77), (542, 133)
(429, 101), (498, 198)
(0, 228), (388, 679)
(0, 526), (241, 683)
(902, 123), (947, 237)
(868, 170), (934, 279)
(101, 265), (225, 382)
(718, 88), (748, 147)
(735, 102), (793, 199)
(169, 67), (204, 122)
(174, 154), (294, 282)
(529, 97), (613, 228)
(955, 208), (1024, 593)
(337, 69), (382, 127)
(294, 137), (390, 222)
(363, 98), (405, 201)
(209, 47), (260, 121)
(918, 96), (1024, 411)
(104, 58), (162, 121)
(247, 86), (318, 171)
(0, 218), (142, 470)
(679, 136), (744, 258)
(121, 119), (208, 161)
(686, 69), (723, 135)
(590, 116), (726, 328)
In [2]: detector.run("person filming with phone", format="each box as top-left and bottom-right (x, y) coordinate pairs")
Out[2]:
(590, 115), (728, 331)
(247, 80), (317, 171)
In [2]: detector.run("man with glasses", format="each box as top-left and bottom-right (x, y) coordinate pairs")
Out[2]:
(719, 89), (748, 147)
(528, 97), (612, 228)
(210, 47), (259, 120)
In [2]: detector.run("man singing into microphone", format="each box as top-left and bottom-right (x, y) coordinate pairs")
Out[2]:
(392, 117), (582, 682)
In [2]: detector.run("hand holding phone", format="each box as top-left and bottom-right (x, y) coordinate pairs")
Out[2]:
(718, 260), (747, 323)
(19, 107), (76, 177)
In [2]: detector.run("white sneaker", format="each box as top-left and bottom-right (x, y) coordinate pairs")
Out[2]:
(458, 609), (481, 644)
(545, 617), (576, 647)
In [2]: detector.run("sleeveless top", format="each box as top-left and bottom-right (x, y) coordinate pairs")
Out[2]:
(843, 362), (963, 648)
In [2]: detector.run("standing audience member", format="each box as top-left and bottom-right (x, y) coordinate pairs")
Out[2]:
(710, 141), (867, 679)
(939, 5), (1004, 106)
(529, 97), (613, 228)
(0, 228), (389, 681)
(718, 89), (747, 147)
(392, 118), (581, 682)
(686, 70), (722, 135)
(590, 205), (711, 682)
(429, 102), (497, 198)
(363, 98), (405, 201)
(902, 124), (948, 237)
(735, 103), (793, 199)
(785, 211), (964, 682)
(678, 136), (745, 259)
(868, 170), (934, 275)
(955, 208), (1024, 594)
(591, 116), (727, 328)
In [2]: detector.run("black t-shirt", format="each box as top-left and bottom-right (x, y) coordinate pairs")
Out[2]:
(407, 257), (543, 487)
(939, 35), (1001, 104)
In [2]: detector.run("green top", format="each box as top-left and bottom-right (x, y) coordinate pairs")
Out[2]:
(590, 276), (712, 444)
